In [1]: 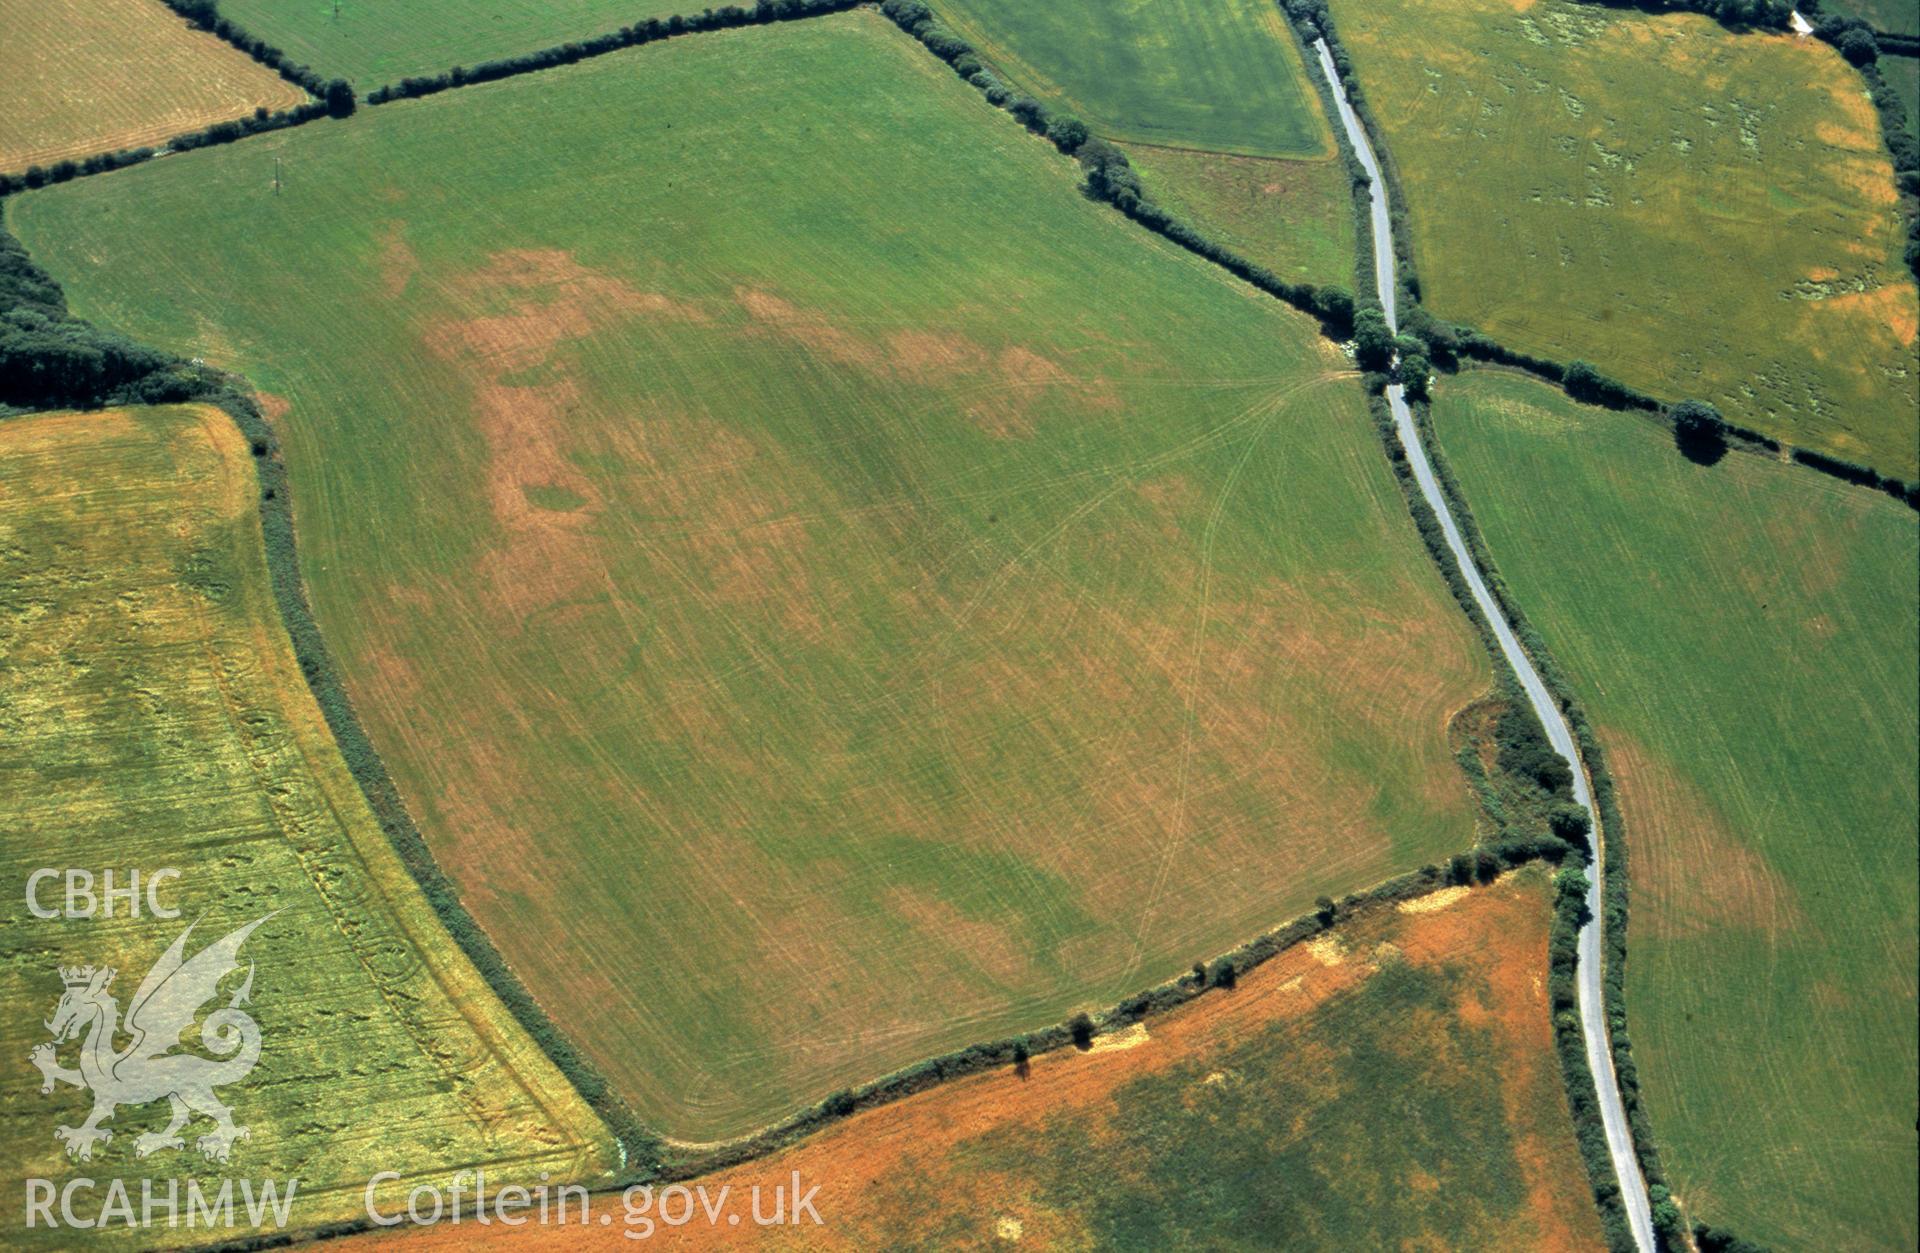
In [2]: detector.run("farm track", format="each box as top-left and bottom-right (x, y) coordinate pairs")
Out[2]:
(1310, 38), (1658, 1252)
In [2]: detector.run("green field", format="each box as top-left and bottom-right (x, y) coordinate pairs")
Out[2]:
(1830, 0), (1920, 36)
(9, 12), (1491, 1142)
(0, 406), (616, 1246)
(1328, 0), (1920, 478)
(1124, 143), (1357, 289)
(924, 0), (1357, 293)
(664, 871), (1604, 1249)
(218, 0), (688, 86)
(1430, 372), (1919, 1249)
(929, 0), (1332, 157)
(1889, 53), (1920, 139)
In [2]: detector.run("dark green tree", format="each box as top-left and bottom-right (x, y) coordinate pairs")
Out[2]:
(1672, 398), (1728, 465)
(1046, 114), (1089, 154)
(1547, 802), (1592, 849)
(1839, 26), (1878, 65)
(1397, 348), (1432, 398)
(1562, 359), (1604, 400)
(1352, 305), (1394, 371)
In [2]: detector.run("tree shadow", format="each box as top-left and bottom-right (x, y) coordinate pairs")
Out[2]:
(1676, 427), (1729, 466)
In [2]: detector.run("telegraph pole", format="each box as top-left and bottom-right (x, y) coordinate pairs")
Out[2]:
(273, 156), (281, 195)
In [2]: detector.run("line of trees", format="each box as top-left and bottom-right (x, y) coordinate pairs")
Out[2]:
(1403, 313), (1920, 508)
(1803, 0), (1920, 46)
(366, 0), (861, 104)
(1564, 0), (1793, 31)
(671, 835), (1573, 1182)
(158, 0), (343, 102)
(1406, 393), (1698, 1247)
(1792, 446), (1920, 506)
(877, 0), (1357, 337)
(1, 0), (354, 193)
(0, 99), (339, 195)
(1416, 317), (1665, 414)
(0, 227), (214, 410)
(1291, 0), (1920, 511)
(220, 378), (663, 1177)
(0, 218), (665, 1178)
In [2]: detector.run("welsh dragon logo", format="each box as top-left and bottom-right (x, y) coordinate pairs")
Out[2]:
(29, 914), (273, 1164)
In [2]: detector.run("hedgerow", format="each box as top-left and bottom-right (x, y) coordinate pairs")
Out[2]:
(158, 0), (340, 100)
(366, 0), (863, 104)
(663, 837), (1572, 1180)
(877, 0), (1356, 336)
(0, 100), (340, 195)
(0, 221), (662, 1179)
(1802, 11), (1920, 285)
(1405, 394), (1694, 1246)
(0, 226), (216, 409)
(1565, 0), (1792, 31)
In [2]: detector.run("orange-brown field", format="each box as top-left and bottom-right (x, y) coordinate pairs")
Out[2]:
(0, 0), (307, 172)
(358, 871), (1599, 1248)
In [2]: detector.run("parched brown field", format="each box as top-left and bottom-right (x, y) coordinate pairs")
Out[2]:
(363, 871), (1599, 1248)
(0, 0), (306, 172)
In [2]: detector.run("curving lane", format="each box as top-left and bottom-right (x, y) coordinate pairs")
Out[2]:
(1310, 38), (1657, 1252)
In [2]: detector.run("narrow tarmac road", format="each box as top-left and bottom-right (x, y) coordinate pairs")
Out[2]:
(1310, 38), (1658, 1252)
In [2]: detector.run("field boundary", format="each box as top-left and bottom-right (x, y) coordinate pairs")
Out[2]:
(1407, 389), (1694, 1248)
(212, 388), (664, 1177)
(1362, 381), (1652, 1251)
(155, 0), (335, 99)
(0, 0), (351, 190)
(878, 0), (1357, 334)
(10, 0), (1914, 522)
(363, 0), (864, 105)
(4, 22), (1587, 1215)
(17, 0), (1897, 521)
(0, 101), (341, 193)
(204, 850), (1578, 1250)
(7, 6), (1896, 1244)
(1272, 2), (1665, 1247)
(919, 0), (1338, 161)
(0, 0), (868, 194)
(0, 223), (662, 1182)
(1291, 0), (1920, 513)
(653, 840), (1579, 1176)
(883, 5), (1658, 1243)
